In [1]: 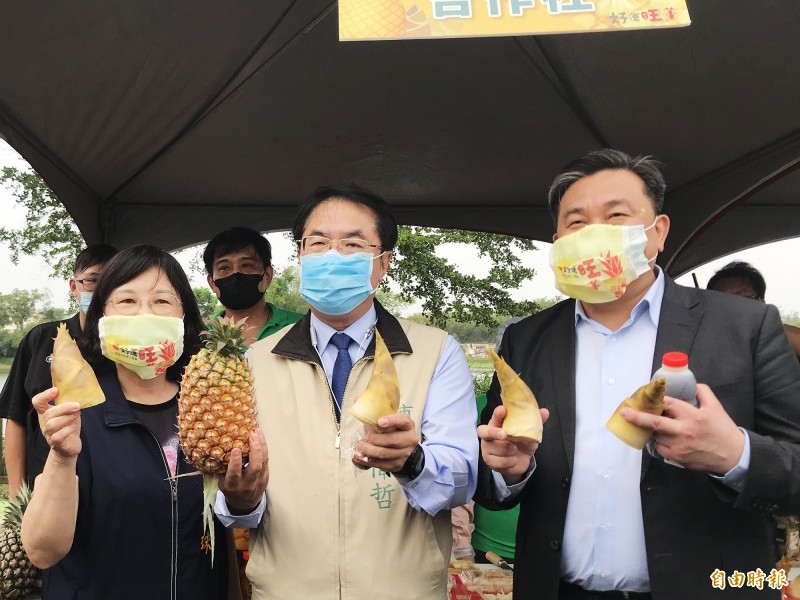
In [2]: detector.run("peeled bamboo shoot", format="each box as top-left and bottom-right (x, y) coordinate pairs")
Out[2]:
(487, 348), (543, 443)
(606, 378), (666, 449)
(51, 323), (105, 408)
(349, 331), (400, 426)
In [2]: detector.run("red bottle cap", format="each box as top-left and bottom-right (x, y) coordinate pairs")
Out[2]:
(662, 352), (689, 368)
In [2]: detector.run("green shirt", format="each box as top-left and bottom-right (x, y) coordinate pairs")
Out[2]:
(214, 302), (305, 341)
(473, 392), (520, 560)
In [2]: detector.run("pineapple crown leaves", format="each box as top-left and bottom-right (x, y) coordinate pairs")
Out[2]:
(2, 482), (32, 530)
(201, 316), (255, 358)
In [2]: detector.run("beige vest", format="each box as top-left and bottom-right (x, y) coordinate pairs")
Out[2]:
(246, 316), (452, 600)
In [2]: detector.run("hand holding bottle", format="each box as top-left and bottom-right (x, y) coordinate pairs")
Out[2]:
(621, 383), (746, 474)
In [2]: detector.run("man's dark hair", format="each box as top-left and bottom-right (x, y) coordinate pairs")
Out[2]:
(73, 244), (118, 275)
(707, 261), (767, 301)
(202, 227), (272, 274)
(547, 149), (667, 226)
(292, 186), (398, 251)
(79, 245), (204, 382)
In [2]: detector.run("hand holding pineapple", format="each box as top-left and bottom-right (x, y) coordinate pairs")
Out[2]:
(352, 412), (419, 473)
(218, 428), (270, 513)
(478, 404), (550, 485)
(177, 316), (261, 563)
(32, 386), (83, 460)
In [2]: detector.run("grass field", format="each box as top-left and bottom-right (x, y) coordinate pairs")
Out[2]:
(466, 356), (493, 372)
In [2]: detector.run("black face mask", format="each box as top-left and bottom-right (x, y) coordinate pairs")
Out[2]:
(213, 272), (265, 310)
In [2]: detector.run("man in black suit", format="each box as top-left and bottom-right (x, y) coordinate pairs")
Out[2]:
(707, 260), (800, 359)
(476, 149), (800, 600)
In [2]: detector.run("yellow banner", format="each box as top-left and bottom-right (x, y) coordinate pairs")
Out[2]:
(339, 0), (690, 41)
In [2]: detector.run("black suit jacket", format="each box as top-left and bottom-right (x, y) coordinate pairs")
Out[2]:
(476, 277), (800, 600)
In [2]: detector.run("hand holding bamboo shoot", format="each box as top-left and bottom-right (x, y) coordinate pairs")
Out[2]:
(350, 331), (400, 426)
(606, 378), (666, 449)
(51, 323), (105, 408)
(487, 348), (543, 444)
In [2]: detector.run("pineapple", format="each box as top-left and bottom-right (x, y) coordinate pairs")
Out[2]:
(0, 483), (40, 600)
(178, 316), (257, 564)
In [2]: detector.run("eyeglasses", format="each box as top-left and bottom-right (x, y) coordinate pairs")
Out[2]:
(105, 293), (183, 316)
(732, 290), (763, 301)
(299, 236), (383, 255)
(75, 277), (99, 291)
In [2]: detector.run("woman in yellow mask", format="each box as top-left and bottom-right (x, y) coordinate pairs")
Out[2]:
(21, 245), (238, 600)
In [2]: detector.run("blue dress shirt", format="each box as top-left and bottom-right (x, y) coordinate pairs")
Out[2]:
(560, 269), (665, 592)
(216, 304), (478, 525)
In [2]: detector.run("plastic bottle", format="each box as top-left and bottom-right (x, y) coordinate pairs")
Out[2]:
(646, 351), (697, 463)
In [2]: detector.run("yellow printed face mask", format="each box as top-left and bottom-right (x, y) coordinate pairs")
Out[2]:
(549, 221), (657, 304)
(98, 314), (184, 379)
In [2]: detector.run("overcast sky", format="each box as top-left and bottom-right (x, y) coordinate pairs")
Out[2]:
(2, 139), (800, 317)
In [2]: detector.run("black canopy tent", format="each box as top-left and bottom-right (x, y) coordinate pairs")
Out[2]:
(0, 1), (798, 276)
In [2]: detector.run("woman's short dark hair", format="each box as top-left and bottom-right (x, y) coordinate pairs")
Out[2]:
(292, 186), (398, 251)
(202, 227), (272, 274)
(547, 149), (666, 226)
(79, 245), (203, 382)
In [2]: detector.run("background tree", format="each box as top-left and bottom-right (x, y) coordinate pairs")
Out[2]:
(444, 319), (495, 344)
(0, 297), (11, 359)
(1, 166), (84, 280)
(264, 266), (308, 314)
(409, 314), (495, 344)
(376, 288), (412, 316)
(0, 330), (24, 359)
(783, 310), (800, 327)
(390, 227), (539, 328)
(533, 296), (566, 311)
(2, 289), (45, 333)
(38, 305), (70, 323)
(192, 287), (222, 321)
(0, 298), (9, 329)
(0, 289), (66, 358)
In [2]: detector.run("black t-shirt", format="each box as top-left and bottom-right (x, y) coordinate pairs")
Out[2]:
(0, 313), (82, 484)
(129, 395), (180, 477)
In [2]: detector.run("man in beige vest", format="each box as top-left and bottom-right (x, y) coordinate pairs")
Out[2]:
(216, 186), (479, 600)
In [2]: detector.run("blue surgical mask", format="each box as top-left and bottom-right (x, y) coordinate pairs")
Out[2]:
(300, 250), (381, 316)
(79, 291), (93, 314)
